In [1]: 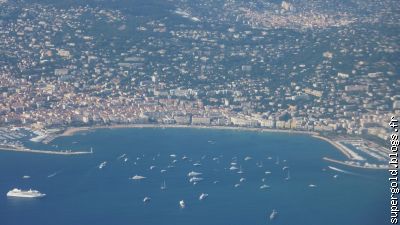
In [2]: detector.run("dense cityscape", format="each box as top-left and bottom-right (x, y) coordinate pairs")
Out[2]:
(0, 0), (399, 145)
(0, 1), (397, 224)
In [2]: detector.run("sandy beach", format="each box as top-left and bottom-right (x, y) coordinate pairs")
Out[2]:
(59, 124), (319, 137)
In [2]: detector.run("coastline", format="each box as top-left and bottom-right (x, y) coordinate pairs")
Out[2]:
(0, 124), (387, 170)
(58, 124), (319, 136)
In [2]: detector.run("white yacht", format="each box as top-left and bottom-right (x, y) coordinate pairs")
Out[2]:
(130, 175), (146, 180)
(269, 209), (278, 220)
(199, 193), (208, 200)
(229, 166), (238, 171)
(7, 188), (46, 198)
(98, 161), (107, 169)
(143, 197), (151, 203)
(187, 171), (202, 177)
(244, 156), (252, 161)
(189, 177), (203, 183)
(179, 200), (185, 208)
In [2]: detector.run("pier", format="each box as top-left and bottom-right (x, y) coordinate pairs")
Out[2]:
(323, 157), (389, 170)
(0, 146), (93, 156)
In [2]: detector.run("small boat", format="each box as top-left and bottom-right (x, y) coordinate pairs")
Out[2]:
(282, 166), (289, 170)
(193, 162), (201, 167)
(260, 184), (270, 189)
(22, 175), (30, 179)
(229, 166), (238, 171)
(265, 171), (272, 175)
(179, 200), (185, 208)
(199, 193), (208, 200)
(160, 169), (167, 173)
(130, 175), (146, 180)
(124, 158), (128, 162)
(98, 161), (107, 169)
(188, 171), (202, 177)
(333, 174), (339, 179)
(189, 177), (203, 183)
(143, 197), (151, 203)
(234, 183), (240, 188)
(244, 156), (252, 161)
(150, 166), (156, 170)
(170, 154), (177, 158)
(309, 184), (317, 188)
(182, 156), (189, 160)
(269, 209), (278, 220)
(239, 177), (246, 182)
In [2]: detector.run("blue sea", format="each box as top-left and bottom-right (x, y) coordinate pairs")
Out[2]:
(0, 128), (388, 225)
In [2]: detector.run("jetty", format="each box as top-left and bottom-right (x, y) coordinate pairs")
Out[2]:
(323, 157), (389, 170)
(0, 145), (93, 156)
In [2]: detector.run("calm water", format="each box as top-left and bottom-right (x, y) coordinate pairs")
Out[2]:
(0, 128), (388, 225)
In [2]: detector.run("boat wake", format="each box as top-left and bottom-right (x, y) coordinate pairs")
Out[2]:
(47, 170), (62, 178)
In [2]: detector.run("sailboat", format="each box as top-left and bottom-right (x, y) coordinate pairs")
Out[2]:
(269, 209), (278, 220)
(161, 180), (167, 190)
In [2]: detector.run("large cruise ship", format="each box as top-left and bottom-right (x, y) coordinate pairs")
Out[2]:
(6, 188), (46, 198)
